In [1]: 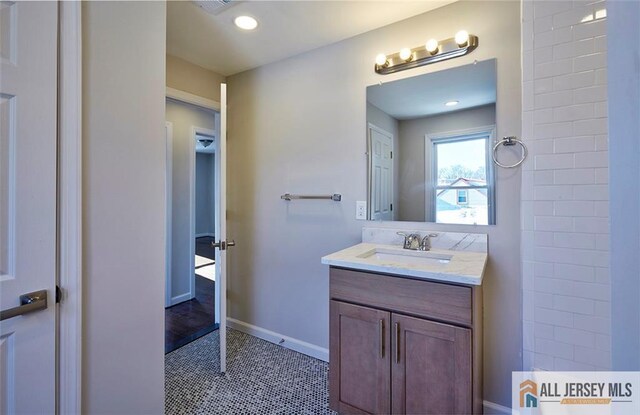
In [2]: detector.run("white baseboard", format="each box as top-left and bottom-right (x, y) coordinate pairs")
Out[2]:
(483, 400), (513, 415)
(195, 232), (215, 238)
(227, 318), (329, 362)
(169, 292), (193, 306)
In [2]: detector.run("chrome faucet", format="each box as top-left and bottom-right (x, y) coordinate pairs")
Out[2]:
(397, 232), (422, 250)
(419, 233), (439, 251)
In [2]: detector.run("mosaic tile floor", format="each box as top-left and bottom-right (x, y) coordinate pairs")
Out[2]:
(165, 328), (337, 414)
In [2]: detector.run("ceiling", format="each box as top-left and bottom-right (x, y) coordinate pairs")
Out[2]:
(366, 59), (497, 120)
(167, 0), (456, 76)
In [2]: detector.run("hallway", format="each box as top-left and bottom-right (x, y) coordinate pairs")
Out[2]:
(165, 237), (217, 353)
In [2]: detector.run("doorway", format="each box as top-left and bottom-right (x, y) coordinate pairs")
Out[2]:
(165, 98), (220, 353)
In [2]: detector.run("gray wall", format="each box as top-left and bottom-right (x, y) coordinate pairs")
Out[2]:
(397, 104), (496, 222)
(366, 102), (399, 220)
(82, 1), (165, 412)
(165, 99), (216, 302)
(227, 0), (521, 406)
(609, 0), (640, 370)
(195, 152), (215, 235)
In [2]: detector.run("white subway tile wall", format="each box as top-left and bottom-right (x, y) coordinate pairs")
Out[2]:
(522, 0), (611, 371)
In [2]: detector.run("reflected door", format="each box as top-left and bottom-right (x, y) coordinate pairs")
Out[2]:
(368, 124), (393, 221)
(0, 1), (58, 413)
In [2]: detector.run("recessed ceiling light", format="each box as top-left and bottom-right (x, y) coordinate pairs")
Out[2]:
(445, 100), (459, 107)
(234, 15), (258, 31)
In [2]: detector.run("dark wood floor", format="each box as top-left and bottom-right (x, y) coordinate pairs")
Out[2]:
(196, 235), (216, 259)
(165, 236), (217, 353)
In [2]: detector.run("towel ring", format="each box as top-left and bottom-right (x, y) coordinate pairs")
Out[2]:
(492, 136), (528, 169)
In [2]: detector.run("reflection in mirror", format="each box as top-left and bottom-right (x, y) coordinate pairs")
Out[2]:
(366, 59), (497, 225)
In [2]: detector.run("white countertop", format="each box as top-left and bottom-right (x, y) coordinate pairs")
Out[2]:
(321, 242), (487, 286)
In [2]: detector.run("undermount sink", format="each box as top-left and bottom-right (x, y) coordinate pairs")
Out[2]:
(357, 247), (452, 266)
(321, 232), (488, 285)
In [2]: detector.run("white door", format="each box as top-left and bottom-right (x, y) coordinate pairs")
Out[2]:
(213, 84), (233, 372)
(0, 1), (58, 413)
(368, 124), (393, 221)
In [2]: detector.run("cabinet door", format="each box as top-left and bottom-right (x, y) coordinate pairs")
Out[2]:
(330, 300), (391, 414)
(392, 314), (472, 415)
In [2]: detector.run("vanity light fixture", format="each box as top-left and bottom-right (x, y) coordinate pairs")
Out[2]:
(374, 31), (478, 75)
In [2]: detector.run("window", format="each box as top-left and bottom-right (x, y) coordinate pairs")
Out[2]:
(457, 189), (468, 205)
(430, 128), (495, 225)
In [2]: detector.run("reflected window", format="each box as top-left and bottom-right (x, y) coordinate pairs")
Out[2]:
(431, 129), (495, 225)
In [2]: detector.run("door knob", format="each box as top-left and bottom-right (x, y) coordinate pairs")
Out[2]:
(0, 290), (48, 321)
(211, 240), (236, 250)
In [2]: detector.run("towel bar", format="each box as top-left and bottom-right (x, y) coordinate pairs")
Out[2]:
(280, 193), (342, 201)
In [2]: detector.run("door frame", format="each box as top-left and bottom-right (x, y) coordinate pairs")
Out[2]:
(164, 92), (220, 310)
(58, 1), (83, 413)
(166, 87), (221, 112)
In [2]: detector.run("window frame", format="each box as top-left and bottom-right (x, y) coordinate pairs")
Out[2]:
(426, 125), (496, 225)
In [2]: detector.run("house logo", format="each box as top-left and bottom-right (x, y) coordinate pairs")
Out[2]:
(513, 371), (640, 413)
(520, 379), (538, 408)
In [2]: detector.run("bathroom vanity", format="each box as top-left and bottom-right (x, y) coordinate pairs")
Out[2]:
(322, 229), (487, 415)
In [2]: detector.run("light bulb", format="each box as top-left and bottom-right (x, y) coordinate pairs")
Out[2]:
(455, 30), (469, 47)
(399, 48), (412, 61)
(425, 39), (439, 54)
(375, 53), (388, 66)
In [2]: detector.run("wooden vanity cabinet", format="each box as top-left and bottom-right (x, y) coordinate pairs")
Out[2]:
(329, 267), (483, 415)
(391, 313), (472, 415)
(330, 301), (391, 414)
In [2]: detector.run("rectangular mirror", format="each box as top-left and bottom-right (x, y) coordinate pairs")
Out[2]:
(366, 59), (497, 225)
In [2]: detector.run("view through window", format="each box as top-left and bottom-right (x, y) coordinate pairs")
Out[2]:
(433, 134), (492, 225)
